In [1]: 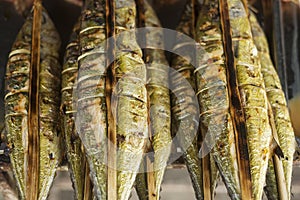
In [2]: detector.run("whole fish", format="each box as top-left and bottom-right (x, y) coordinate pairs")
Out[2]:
(76, 0), (107, 199)
(170, 1), (203, 199)
(61, 18), (93, 200)
(4, 7), (62, 200)
(249, 11), (296, 199)
(224, 0), (273, 199)
(195, 0), (240, 199)
(141, 0), (172, 199)
(114, 0), (148, 199)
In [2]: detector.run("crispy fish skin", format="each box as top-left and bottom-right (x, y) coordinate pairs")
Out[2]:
(61, 19), (89, 200)
(226, 0), (273, 199)
(170, 1), (203, 199)
(249, 12), (296, 198)
(114, 1), (148, 199)
(195, 1), (240, 199)
(143, 1), (172, 199)
(77, 0), (107, 199)
(4, 8), (61, 200)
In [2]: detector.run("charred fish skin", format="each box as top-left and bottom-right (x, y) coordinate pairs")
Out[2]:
(170, 1), (203, 199)
(143, 1), (172, 199)
(195, 0), (240, 199)
(61, 19), (88, 200)
(77, 0), (107, 199)
(114, 0), (148, 199)
(4, 8), (61, 200)
(249, 12), (296, 198)
(226, 0), (273, 199)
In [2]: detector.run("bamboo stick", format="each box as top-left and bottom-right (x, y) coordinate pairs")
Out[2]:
(202, 150), (212, 200)
(83, 156), (93, 200)
(147, 157), (156, 200)
(27, 0), (42, 199)
(106, 0), (117, 199)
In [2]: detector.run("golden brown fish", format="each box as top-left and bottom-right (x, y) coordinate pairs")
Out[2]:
(5, 7), (62, 200)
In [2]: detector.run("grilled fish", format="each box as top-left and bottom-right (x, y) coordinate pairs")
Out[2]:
(195, 0), (240, 199)
(249, 11), (296, 199)
(142, 0), (172, 199)
(61, 18), (94, 200)
(4, 7), (62, 199)
(170, 1), (203, 199)
(76, 0), (107, 198)
(225, 0), (273, 199)
(114, 0), (148, 199)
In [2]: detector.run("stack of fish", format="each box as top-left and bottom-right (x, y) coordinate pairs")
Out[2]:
(171, 0), (296, 199)
(3, 0), (297, 200)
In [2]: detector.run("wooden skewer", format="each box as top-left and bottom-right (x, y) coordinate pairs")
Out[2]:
(202, 150), (212, 200)
(83, 152), (93, 200)
(147, 157), (156, 200)
(27, 0), (42, 199)
(106, 0), (117, 199)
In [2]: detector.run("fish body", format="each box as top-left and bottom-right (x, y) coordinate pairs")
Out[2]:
(143, 1), (172, 199)
(61, 18), (93, 200)
(170, 1), (203, 199)
(5, 8), (61, 200)
(249, 12), (296, 199)
(226, 0), (273, 199)
(114, 0), (148, 199)
(76, 0), (107, 199)
(195, 1), (240, 199)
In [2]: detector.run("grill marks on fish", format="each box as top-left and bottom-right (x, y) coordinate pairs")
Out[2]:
(249, 12), (296, 199)
(114, 1), (148, 199)
(77, 0), (108, 199)
(195, 1), (240, 199)
(61, 19), (93, 200)
(170, 1), (203, 199)
(140, 1), (172, 199)
(5, 7), (61, 200)
(221, 0), (273, 199)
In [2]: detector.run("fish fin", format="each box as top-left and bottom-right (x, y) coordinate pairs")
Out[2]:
(270, 137), (284, 159)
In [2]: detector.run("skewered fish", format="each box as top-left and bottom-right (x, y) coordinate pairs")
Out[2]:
(4, 7), (62, 200)
(223, 0), (273, 199)
(142, 0), (172, 199)
(195, 0), (240, 199)
(114, 0), (148, 199)
(76, 0), (108, 198)
(170, 1), (203, 199)
(61, 18), (93, 200)
(249, 11), (296, 199)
